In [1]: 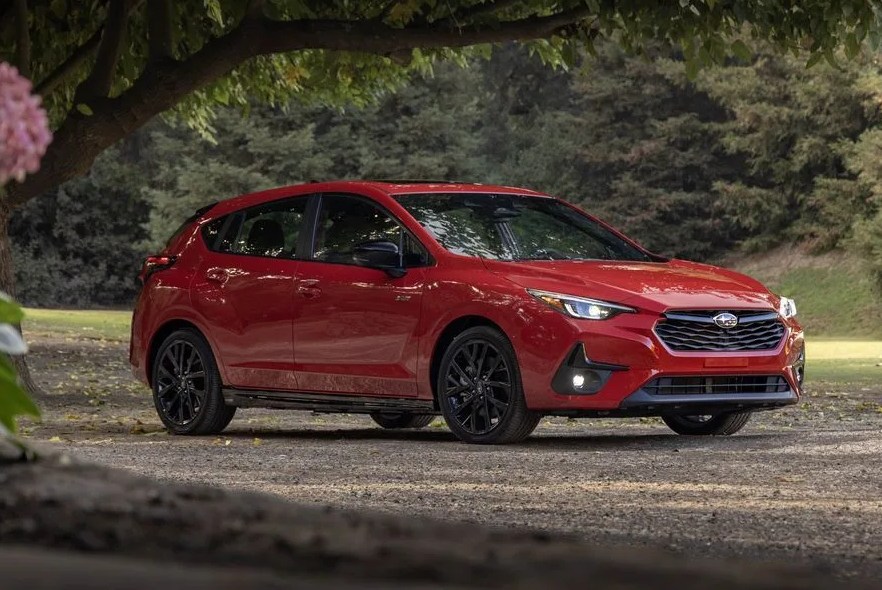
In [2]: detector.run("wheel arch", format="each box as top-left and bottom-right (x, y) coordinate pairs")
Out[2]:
(428, 315), (510, 404)
(146, 319), (216, 387)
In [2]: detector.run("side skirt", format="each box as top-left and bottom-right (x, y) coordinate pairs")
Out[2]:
(223, 389), (437, 415)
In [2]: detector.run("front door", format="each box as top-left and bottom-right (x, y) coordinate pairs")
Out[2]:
(192, 196), (310, 391)
(292, 194), (429, 397)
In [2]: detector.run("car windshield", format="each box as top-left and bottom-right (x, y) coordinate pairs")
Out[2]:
(395, 193), (653, 262)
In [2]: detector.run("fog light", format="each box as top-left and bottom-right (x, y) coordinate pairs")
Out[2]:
(572, 374), (586, 389)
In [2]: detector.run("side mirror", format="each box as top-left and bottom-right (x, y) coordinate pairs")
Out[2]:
(353, 239), (407, 278)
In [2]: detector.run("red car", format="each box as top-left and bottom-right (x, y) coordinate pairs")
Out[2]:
(130, 181), (804, 444)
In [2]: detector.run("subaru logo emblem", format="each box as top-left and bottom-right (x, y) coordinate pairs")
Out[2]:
(713, 312), (738, 329)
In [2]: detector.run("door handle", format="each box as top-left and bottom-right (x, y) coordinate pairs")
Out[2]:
(297, 279), (322, 299)
(205, 268), (228, 283)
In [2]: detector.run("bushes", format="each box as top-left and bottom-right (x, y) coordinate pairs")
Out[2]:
(10, 143), (150, 308)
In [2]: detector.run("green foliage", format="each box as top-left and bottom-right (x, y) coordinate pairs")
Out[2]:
(851, 210), (882, 288)
(2, 0), (879, 135)
(10, 140), (150, 307)
(676, 49), (882, 253)
(0, 296), (39, 437)
(841, 125), (882, 286)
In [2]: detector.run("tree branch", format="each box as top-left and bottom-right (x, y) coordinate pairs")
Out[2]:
(259, 7), (593, 55)
(14, 0), (30, 78)
(76, 0), (136, 100)
(147, 0), (174, 61)
(35, 26), (103, 96)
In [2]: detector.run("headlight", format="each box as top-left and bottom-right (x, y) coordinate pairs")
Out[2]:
(778, 296), (797, 319)
(527, 289), (635, 320)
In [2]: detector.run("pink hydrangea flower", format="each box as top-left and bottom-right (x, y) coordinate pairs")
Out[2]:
(0, 62), (52, 185)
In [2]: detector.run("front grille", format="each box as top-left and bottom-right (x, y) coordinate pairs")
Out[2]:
(644, 375), (789, 396)
(654, 310), (785, 352)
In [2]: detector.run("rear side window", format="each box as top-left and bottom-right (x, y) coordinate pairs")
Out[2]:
(214, 198), (308, 258)
(201, 216), (226, 250)
(167, 202), (218, 249)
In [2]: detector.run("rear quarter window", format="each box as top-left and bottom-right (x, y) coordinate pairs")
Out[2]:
(200, 216), (226, 250)
(164, 202), (218, 251)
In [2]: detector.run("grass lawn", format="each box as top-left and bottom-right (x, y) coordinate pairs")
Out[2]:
(23, 308), (131, 342)
(807, 340), (882, 385)
(22, 308), (882, 387)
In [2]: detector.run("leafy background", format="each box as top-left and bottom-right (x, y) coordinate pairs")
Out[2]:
(11, 43), (882, 308)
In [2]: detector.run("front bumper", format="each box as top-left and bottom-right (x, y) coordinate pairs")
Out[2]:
(518, 308), (804, 413)
(618, 381), (797, 415)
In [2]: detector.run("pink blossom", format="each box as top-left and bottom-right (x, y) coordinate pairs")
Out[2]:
(0, 63), (52, 185)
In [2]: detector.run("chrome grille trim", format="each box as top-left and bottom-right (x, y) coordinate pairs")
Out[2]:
(654, 309), (785, 352)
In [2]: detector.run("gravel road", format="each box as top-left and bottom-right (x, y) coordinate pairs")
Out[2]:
(21, 331), (882, 581)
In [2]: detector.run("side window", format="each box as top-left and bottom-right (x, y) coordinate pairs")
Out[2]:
(222, 198), (307, 258)
(314, 195), (428, 267)
(201, 216), (226, 250)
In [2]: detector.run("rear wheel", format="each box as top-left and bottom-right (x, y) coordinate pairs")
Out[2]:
(437, 326), (540, 444)
(662, 411), (751, 436)
(151, 329), (235, 435)
(369, 412), (435, 429)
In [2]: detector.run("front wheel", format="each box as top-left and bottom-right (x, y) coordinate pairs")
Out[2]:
(370, 412), (435, 429)
(662, 412), (751, 436)
(437, 326), (541, 444)
(151, 328), (236, 435)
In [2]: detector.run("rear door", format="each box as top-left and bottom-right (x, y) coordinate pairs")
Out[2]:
(292, 194), (430, 397)
(192, 196), (311, 391)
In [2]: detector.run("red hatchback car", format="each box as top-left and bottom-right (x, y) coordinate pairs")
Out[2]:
(130, 181), (804, 444)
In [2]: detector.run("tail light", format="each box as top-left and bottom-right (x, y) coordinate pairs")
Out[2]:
(139, 255), (177, 284)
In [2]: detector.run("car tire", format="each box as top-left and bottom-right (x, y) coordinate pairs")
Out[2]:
(151, 328), (236, 435)
(662, 411), (751, 436)
(437, 326), (541, 444)
(369, 412), (435, 429)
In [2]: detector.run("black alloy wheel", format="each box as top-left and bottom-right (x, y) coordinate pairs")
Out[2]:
(445, 339), (511, 434)
(152, 329), (235, 435)
(438, 326), (540, 444)
(155, 339), (206, 426)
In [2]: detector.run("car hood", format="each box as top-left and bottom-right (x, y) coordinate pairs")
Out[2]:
(483, 259), (778, 313)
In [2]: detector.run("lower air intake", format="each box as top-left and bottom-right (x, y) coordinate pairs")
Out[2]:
(644, 375), (789, 396)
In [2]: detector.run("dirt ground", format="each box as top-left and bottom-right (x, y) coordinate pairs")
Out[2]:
(20, 331), (882, 582)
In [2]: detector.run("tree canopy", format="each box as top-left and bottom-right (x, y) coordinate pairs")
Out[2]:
(1, 0), (881, 211)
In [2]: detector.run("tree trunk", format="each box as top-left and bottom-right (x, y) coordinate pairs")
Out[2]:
(0, 202), (41, 396)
